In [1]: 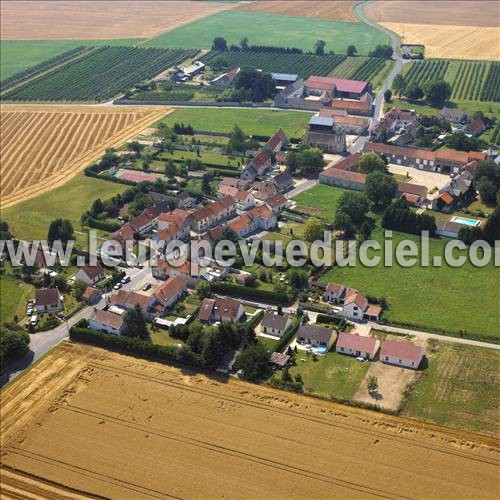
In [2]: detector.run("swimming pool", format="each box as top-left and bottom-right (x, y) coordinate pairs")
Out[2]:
(450, 216), (481, 227)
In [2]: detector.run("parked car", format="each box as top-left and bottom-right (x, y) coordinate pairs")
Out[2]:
(142, 283), (152, 291)
(121, 275), (131, 284)
(113, 283), (122, 290)
(30, 315), (38, 326)
(356, 356), (366, 362)
(26, 307), (33, 316)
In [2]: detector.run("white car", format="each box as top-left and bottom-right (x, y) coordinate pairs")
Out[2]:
(113, 283), (122, 290)
(30, 315), (38, 326)
(356, 356), (366, 362)
(26, 307), (33, 316)
(121, 276), (131, 284)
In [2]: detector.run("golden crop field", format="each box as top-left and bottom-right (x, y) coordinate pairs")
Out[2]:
(236, 1), (358, 22)
(0, 105), (171, 209)
(381, 23), (500, 60)
(1, 342), (498, 499)
(0, 1), (235, 40)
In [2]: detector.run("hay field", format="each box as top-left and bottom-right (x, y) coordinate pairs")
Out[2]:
(0, 1), (235, 40)
(365, 1), (498, 27)
(0, 105), (170, 209)
(1, 342), (498, 499)
(236, 1), (358, 22)
(380, 23), (500, 60)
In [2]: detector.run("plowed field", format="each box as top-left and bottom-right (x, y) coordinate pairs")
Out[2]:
(0, 105), (171, 209)
(236, 1), (358, 22)
(1, 342), (498, 499)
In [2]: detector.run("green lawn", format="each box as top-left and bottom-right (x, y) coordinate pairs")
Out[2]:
(0, 275), (34, 323)
(320, 224), (499, 340)
(402, 343), (500, 435)
(258, 336), (279, 353)
(0, 39), (141, 81)
(144, 11), (388, 54)
(150, 329), (184, 347)
(2, 174), (127, 242)
(387, 98), (500, 120)
(293, 184), (346, 222)
(159, 149), (242, 167)
(157, 107), (313, 138)
(289, 351), (370, 400)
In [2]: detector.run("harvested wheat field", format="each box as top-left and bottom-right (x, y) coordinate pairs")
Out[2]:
(237, 1), (358, 22)
(1, 342), (499, 499)
(381, 23), (500, 60)
(365, 1), (498, 27)
(0, 1), (235, 40)
(0, 105), (170, 209)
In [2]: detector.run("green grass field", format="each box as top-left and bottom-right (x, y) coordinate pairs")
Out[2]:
(0, 39), (141, 81)
(158, 107), (313, 137)
(293, 184), (346, 222)
(403, 343), (500, 434)
(2, 174), (127, 242)
(158, 149), (241, 167)
(0, 275), (34, 323)
(320, 224), (499, 340)
(289, 351), (370, 400)
(144, 11), (388, 54)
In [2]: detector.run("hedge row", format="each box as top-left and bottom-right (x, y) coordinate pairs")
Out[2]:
(315, 314), (348, 329)
(70, 326), (204, 366)
(87, 216), (121, 232)
(274, 318), (301, 353)
(211, 282), (291, 304)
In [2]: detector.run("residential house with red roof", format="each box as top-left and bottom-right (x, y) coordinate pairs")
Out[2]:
(251, 181), (279, 201)
(154, 275), (187, 311)
(380, 340), (424, 369)
(189, 196), (236, 232)
(198, 297), (244, 323)
(325, 282), (382, 322)
(211, 66), (240, 87)
(336, 332), (380, 360)
(242, 150), (272, 181)
(82, 287), (101, 305)
(89, 309), (126, 335)
(35, 288), (62, 313)
(266, 129), (288, 153)
(218, 184), (255, 210)
(75, 264), (105, 286)
(265, 193), (288, 215)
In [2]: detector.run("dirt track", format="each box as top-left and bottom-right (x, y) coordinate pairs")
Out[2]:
(1, 342), (498, 499)
(0, 105), (172, 209)
(364, 1), (498, 27)
(0, 1), (235, 40)
(236, 1), (358, 22)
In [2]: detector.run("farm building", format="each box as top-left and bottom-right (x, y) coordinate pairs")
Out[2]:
(319, 167), (365, 190)
(89, 309), (126, 336)
(305, 115), (346, 153)
(296, 325), (337, 349)
(260, 311), (292, 337)
(304, 76), (371, 100)
(335, 332), (380, 360)
(271, 72), (299, 87)
(211, 67), (240, 87)
(35, 288), (62, 313)
(380, 340), (424, 369)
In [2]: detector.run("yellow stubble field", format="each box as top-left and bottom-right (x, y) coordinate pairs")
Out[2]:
(1, 342), (498, 499)
(0, 105), (171, 209)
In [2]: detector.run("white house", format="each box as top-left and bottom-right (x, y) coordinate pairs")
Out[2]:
(260, 312), (292, 337)
(75, 264), (105, 285)
(335, 332), (379, 360)
(35, 288), (62, 313)
(380, 340), (424, 369)
(325, 282), (382, 322)
(89, 309), (126, 335)
(198, 297), (244, 323)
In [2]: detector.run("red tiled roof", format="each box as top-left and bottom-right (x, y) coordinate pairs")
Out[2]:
(154, 275), (186, 304)
(325, 153), (360, 171)
(337, 333), (378, 352)
(334, 115), (367, 126)
(91, 309), (124, 330)
(110, 290), (151, 310)
(331, 99), (370, 112)
(438, 192), (454, 205)
(326, 282), (344, 295)
(467, 151), (486, 161)
(380, 340), (424, 363)
(229, 213), (253, 232)
(265, 193), (287, 208)
(226, 66), (240, 78)
(212, 298), (242, 320)
(80, 264), (104, 281)
(252, 150), (271, 171)
(249, 204), (273, 219)
(320, 168), (366, 185)
(401, 193), (421, 205)
(266, 129), (287, 150)
(396, 181), (427, 198)
(305, 76), (369, 94)
(366, 304), (382, 317)
(364, 142), (436, 161)
(82, 287), (100, 300)
(198, 298), (216, 321)
(435, 149), (470, 163)
(344, 291), (368, 309)
(129, 212), (151, 231)
(35, 288), (60, 306)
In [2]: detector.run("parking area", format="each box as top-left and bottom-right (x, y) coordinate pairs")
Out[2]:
(387, 163), (450, 199)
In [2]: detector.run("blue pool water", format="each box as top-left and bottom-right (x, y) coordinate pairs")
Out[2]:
(450, 216), (480, 227)
(315, 346), (328, 355)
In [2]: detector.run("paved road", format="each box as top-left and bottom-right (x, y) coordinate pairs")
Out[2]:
(1, 264), (153, 387)
(349, 1), (409, 154)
